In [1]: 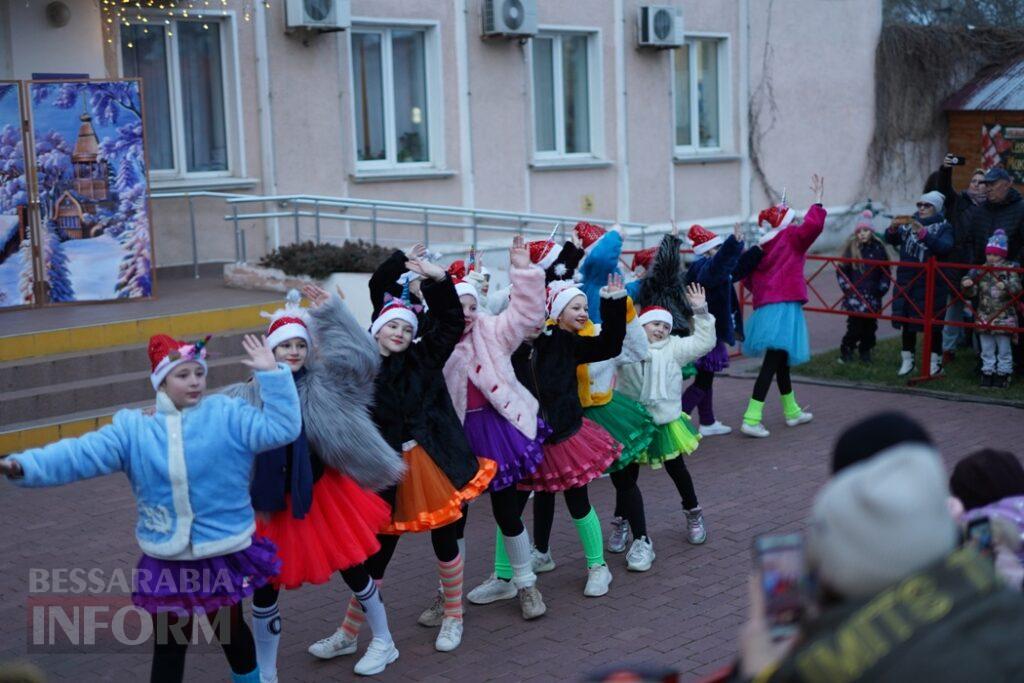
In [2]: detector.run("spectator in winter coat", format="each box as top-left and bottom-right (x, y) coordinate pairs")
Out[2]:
(885, 191), (954, 377)
(836, 211), (890, 364)
(968, 167), (1024, 265)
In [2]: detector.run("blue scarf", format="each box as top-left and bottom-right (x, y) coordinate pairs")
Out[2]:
(250, 368), (315, 519)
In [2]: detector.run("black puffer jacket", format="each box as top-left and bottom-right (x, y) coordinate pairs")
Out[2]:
(965, 188), (1024, 265)
(936, 165), (986, 265)
(512, 292), (626, 443)
(371, 276), (479, 490)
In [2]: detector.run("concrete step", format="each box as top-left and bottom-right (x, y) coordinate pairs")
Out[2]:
(0, 354), (252, 428)
(0, 329), (258, 394)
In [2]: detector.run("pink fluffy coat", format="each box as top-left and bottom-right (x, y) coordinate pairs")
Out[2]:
(745, 203), (827, 309)
(444, 265), (547, 439)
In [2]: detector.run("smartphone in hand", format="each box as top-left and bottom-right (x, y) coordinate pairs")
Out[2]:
(754, 534), (810, 639)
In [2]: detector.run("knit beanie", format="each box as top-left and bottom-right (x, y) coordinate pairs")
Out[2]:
(808, 443), (958, 599)
(950, 449), (1024, 512)
(854, 210), (874, 232)
(918, 191), (945, 213)
(831, 411), (933, 474)
(986, 229), (1009, 257)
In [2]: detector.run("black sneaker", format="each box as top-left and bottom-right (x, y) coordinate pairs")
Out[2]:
(997, 374), (1011, 389)
(859, 349), (872, 364)
(982, 373), (994, 388)
(839, 346), (853, 364)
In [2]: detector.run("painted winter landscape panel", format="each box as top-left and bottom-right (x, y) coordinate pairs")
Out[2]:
(0, 82), (30, 309)
(28, 79), (153, 303)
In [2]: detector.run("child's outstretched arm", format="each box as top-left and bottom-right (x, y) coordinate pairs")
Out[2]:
(3, 418), (130, 486)
(790, 175), (827, 253)
(228, 335), (303, 454)
(573, 274), (628, 364)
(303, 284), (380, 388)
(491, 236), (548, 351)
(669, 284), (717, 366)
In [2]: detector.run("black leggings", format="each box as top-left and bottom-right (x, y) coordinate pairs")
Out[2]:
(902, 326), (941, 354)
(528, 486), (592, 554)
(252, 564), (373, 609)
(663, 456), (699, 510)
(752, 349), (792, 402)
(610, 463), (647, 539)
(150, 603), (255, 683)
(693, 368), (715, 391)
(364, 523), (460, 580)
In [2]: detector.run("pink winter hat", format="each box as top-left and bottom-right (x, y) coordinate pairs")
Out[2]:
(854, 210), (874, 232)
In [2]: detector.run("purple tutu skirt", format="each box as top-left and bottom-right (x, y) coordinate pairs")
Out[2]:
(131, 535), (280, 615)
(464, 404), (551, 491)
(695, 341), (730, 373)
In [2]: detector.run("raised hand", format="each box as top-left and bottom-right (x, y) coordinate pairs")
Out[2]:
(241, 334), (278, 372)
(406, 242), (427, 260)
(733, 222), (743, 240)
(0, 457), (23, 479)
(606, 272), (625, 295)
(685, 283), (706, 309)
(405, 257), (447, 282)
(671, 221), (680, 239)
(810, 174), (825, 205)
(509, 235), (531, 269)
(301, 284), (330, 309)
(335, 285), (346, 301)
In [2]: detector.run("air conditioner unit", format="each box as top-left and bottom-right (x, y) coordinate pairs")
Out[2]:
(637, 5), (684, 48)
(285, 0), (350, 32)
(482, 0), (538, 39)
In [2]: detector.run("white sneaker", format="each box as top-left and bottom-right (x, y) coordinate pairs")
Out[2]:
(518, 585), (547, 620)
(607, 516), (630, 554)
(353, 637), (399, 676)
(685, 507), (708, 545)
(417, 589), (445, 627)
(583, 564), (613, 597)
(625, 536), (655, 572)
(307, 629), (358, 660)
(531, 548), (556, 573)
(260, 671), (278, 683)
(898, 350), (915, 376)
(784, 410), (813, 427)
(467, 574), (517, 605)
(741, 422), (770, 438)
(930, 352), (943, 376)
(698, 421), (732, 436)
(434, 616), (463, 652)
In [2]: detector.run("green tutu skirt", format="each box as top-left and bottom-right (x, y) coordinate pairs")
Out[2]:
(637, 414), (701, 469)
(584, 392), (655, 474)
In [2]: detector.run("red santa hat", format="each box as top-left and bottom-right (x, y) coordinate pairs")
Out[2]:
(758, 203), (796, 231)
(149, 334), (210, 391)
(262, 289), (311, 350)
(688, 224), (723, 256)
(546, 279), (585, 321)
(371, 297), (420, 339)
(453, 277), (479, 304)
(447, 260), (468, 280)
(528, 240), (564, 271)
(637, 306), (673, 328)
(574, 221), (608, 251)
(631, 246), (656, 272)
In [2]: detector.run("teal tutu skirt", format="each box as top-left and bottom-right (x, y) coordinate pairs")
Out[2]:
(584, 392), (655, 474)
(743, 302), (811, 366)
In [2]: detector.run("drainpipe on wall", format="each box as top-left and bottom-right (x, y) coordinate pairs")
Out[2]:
(738, 0), (752, 225)
(454, 0), (475, 212)
(254, 2), (281, 251)
(614, 0), (629, 223)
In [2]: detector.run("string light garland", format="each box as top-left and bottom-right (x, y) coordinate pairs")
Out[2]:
(98, 0), (273, 46)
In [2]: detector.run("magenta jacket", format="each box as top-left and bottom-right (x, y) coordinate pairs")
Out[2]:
(744, 203), (827, 310)
(443, 264), (547, 439)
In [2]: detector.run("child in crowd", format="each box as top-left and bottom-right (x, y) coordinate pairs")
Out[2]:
(961, 229), (1022, 388)
(617, 284), (717, 552)
(886, 191), (954, 377)
(836, 210), (890, 364)
(1, 334), (302, 683)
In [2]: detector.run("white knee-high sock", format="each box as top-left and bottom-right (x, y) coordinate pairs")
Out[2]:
(252, 600), (281, 678)
(504, 530), (537, 589)
(354, 579), (392, 644)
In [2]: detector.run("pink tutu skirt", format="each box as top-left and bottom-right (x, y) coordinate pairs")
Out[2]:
(518, 418), (622, 492)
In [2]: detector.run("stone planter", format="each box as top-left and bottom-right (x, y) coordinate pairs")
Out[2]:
(224, 263), (374, 327)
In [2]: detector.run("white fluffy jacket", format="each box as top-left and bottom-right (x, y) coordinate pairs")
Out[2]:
(617, 307), (716, 424)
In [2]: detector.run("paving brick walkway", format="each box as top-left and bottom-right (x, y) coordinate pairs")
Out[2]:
(2, 370), (1021, 682)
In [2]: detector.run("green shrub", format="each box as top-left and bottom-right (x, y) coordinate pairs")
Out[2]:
(259, 240), (393, 279)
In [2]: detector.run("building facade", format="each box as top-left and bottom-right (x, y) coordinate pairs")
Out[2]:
(0, 0), (882, 268)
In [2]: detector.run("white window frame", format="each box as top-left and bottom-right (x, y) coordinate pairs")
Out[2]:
(672, 33), (732, 158)
(116, 12), (247, 186)
(529, 27), (605, 163)
(347, 19), (445, 174)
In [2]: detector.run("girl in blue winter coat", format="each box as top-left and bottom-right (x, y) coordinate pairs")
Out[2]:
(885, 191), (954, 377)
(837, 211), (891, 364)
(0, 333), (302, 683)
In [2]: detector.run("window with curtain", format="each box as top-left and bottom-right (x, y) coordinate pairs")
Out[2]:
(532, 32), (594, 157)
(674, 37), (727, 153)
(351, 26), (434, 168)
(121, 18), (232, 177)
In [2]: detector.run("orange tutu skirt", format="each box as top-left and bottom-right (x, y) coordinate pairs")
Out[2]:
(381, 444), (497, 534)
(519, 418), (622, 492)
(256, 469), (391, 590)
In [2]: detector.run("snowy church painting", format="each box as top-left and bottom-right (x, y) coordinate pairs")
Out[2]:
(0, 79), (154, 307)
(0, 82), (29, 309)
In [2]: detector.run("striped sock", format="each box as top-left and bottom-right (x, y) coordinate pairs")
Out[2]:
(439, 554), (464, 620)
(340, 596), (364, 639)
(251, 601), (280, 681)
(354, 579), (392, 643)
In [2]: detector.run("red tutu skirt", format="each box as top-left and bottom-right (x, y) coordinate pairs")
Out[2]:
(256, 469), (391, 590)
(381, 444), (497, 534)
(518, 418), (622, 492)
